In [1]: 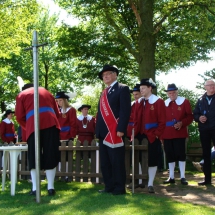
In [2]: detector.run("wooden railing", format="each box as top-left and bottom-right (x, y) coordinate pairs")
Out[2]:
(1, 138), (148, 184)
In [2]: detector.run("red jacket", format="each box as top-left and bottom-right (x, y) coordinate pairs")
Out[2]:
(15, 87), (60, 140)
(76, 115), (95, 145)
(134, 95), (166, 143)
(58, 107), (77, 140)
(162, 97), (193, 139)
(0, 119), (16, 143)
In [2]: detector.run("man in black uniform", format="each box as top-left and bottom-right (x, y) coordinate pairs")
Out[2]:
(96, 65), (131, 195)
(193, 79), (215, 185)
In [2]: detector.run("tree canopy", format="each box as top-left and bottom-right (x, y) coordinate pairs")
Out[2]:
(54, 0), (215, 82)
(0, 0), (39, 58)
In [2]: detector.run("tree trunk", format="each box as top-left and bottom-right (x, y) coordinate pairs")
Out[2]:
(138, 0), (156, 81)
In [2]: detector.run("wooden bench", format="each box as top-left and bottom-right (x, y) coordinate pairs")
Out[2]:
(186, 143), (202, 161)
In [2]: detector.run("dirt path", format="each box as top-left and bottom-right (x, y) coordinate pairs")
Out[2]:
(133, 171), (215, 208)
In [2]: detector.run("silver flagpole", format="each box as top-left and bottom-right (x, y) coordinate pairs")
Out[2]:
(132, 128), (135, 194)
(32, 31), (41, 203)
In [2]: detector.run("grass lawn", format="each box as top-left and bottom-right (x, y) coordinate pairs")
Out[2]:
(0, 177), (215, 215)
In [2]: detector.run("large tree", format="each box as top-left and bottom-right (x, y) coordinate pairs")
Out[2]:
(54, 0), (215, 82)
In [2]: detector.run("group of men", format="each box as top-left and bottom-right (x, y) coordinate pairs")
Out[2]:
(96, 65), (215, 195)
(14, 64), (215, 196)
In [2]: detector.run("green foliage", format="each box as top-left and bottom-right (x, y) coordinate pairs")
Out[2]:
(0, 0), (39, 58)
(74, 85), (102, 116)
(56, 22), (139, 86)
(0, 7), (78, 113)
(197, 68), (215, 90)
(55, 0), (215, 80)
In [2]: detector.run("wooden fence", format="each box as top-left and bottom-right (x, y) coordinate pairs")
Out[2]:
(1, 138), (148, 184)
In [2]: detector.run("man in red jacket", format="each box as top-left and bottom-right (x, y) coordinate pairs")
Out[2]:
(15, 84), (61, 196)
(162, 84), (193, 185)
(134, 78), (166, 193)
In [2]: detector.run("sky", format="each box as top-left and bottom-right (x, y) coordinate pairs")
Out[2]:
(157, 55), (215, 92)
(37, 0), (215, 93)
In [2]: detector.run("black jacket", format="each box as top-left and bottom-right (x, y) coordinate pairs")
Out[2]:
(96, 82), (131, 139)
(193, 93), (215, 131)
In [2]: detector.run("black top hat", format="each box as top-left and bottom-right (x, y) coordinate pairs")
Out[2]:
(130, 84), (140, 93)
(22, 83), (33, 91)
(98, 65), (119, 80)
(164, 83), (178, 92)
(4, 109), (15, 117)
(55, 91), (69, 99)
(78, 104), (91, 112)
(139, 78), (156, 89)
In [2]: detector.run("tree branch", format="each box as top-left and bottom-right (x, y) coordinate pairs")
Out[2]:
(103, 1), (139, 61)
(128, 0), (142, 26)
(154, 2), (215, 34)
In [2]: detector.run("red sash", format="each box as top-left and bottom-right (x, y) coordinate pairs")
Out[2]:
(100, 88), (124, 148)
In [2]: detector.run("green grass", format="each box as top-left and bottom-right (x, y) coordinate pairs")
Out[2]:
(0, 179), (215, 215)
(0, 160), (215, 214)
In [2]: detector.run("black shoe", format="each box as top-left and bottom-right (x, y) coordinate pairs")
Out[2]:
(127, 183), (145, 189)
(29, 190), (36, 196)
(48, 189), (56, 196)
(181, 178), (188, 185)
(163, 178), (175, 184)
(198, 181), (211, 186)
(148, 186), (155, 193)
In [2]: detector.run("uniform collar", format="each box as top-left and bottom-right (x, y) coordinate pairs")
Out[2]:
(165, 96), (185, 107)
(3, 118), (13, 124)
(60, 107), (72, 113)
(138, 94), (159, 104)
(77, 114), (92, 121)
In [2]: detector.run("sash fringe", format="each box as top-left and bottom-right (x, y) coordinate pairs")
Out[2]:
(103, 140), (124, 148)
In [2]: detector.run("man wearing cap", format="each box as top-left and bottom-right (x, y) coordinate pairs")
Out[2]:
(96, 64), (131, 195)
(134, 78), (166, 193)
(193, 79), (215, 185)
(77, 104), (96, 145)
(162, 84), (193, 186)
(55, 91), (77, 141)
(127, 84), (144, 188)
(0, 109), (16, 144)
(15, 84), (61, 196)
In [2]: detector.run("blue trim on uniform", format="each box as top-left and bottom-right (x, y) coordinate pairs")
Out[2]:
(166, 121), (175, 126)
(61, 126), (70, 132)
(145, 123), (158, 130)
(5, 133), (14, 137)
(128, 122), (134, 126)
(26, 107), (55, 120)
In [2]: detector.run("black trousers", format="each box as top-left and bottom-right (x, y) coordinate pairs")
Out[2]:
(99, 139), (126, 193)
(27, 126), (60, 170)
(199, 129), (215, 183)
(135, 133), (160, 167)
(164, 138), (186, 163)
